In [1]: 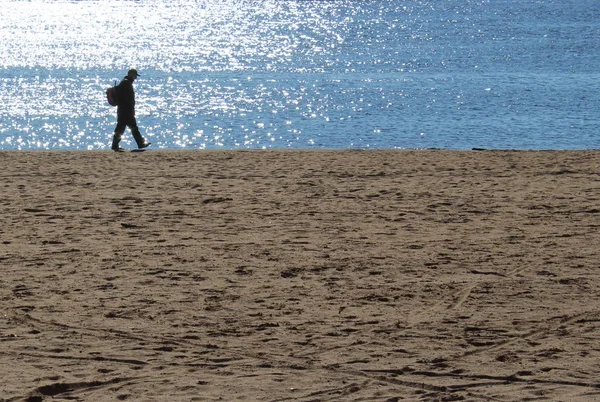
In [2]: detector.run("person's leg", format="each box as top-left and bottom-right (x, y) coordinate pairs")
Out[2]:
(128, 117), (150, 148)
(112, 122), (126, 151)
(112, 108), (129, 151)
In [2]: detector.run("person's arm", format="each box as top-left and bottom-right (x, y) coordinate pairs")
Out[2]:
(118, 80), (135, 111)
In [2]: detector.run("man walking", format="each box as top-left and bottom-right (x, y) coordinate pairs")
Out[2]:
(111, 69), (151, 152)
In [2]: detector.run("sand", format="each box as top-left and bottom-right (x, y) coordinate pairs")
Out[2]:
(1, 149), (599, 401)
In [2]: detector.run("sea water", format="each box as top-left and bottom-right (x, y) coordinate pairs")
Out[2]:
(0, 0), (599, 150)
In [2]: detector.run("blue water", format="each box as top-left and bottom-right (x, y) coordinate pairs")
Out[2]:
(1, 0), (599, 150)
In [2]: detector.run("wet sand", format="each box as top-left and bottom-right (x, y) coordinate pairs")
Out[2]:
(1, 149), (599, 401)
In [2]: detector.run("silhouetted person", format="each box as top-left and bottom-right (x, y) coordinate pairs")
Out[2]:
(111, 69), (151, 152)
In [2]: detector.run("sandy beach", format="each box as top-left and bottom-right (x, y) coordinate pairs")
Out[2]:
(1, 149), (599, 401)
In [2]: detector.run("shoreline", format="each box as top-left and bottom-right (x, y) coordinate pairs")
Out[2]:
(1, 149), (599, 401)
(1, 147), (599, 152)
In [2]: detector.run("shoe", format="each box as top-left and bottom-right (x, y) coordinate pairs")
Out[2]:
(112, 147), (125, 152)
(138, 141), (151, 149)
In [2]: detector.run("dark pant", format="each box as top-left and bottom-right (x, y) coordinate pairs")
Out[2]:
(112, 112), (145, 148)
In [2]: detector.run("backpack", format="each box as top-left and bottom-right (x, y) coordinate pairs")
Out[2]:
(106, 81), (119, 106)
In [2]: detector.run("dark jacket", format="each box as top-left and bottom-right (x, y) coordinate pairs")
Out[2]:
(117, 76), (135, 116)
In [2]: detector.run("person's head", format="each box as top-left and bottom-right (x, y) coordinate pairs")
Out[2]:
(128, 69), (140, 80)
